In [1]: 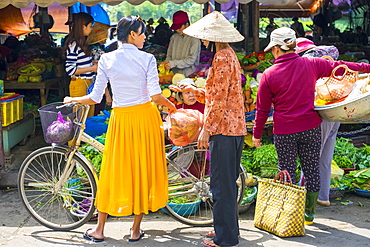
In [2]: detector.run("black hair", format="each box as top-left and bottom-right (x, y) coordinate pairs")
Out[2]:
(117, 16), (146, 42)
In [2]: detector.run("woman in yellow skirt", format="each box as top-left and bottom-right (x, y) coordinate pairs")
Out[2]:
(64, 12), (97, 117)
(64, 15), (176, 243)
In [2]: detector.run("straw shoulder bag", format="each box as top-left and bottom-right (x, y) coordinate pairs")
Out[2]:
(254, 170), (306, 237)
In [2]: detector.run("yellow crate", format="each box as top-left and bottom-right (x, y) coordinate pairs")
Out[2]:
(1, 95), (24, 126)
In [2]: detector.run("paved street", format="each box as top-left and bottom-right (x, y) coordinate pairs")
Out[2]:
(1, 188), (370, 247)
(0, 127), (370, 246)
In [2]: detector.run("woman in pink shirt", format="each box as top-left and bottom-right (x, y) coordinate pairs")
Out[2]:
(253, 27), (370, 226)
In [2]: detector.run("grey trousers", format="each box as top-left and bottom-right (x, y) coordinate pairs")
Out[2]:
(318, 120), (340, 201)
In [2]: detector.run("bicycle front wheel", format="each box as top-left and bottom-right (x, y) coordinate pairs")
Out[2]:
(165, 145), (245, 227)
(17, 146), (97, 231)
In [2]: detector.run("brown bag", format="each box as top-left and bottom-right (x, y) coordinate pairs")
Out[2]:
(316, 64), (358, 101)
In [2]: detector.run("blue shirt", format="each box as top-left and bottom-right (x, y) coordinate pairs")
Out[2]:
(89, 43), (162, 108)
(65, 41), (95, 79)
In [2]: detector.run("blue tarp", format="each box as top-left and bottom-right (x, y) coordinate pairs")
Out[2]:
(71, 2), (110, 25)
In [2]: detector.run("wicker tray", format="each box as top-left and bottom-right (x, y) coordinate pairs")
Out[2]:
(17, 63), (46, 76)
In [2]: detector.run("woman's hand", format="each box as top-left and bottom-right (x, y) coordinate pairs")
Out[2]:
(91, 63), (98, 72)
(162, 61), (171, 71)
(167, 102), (177, 114)
(198, 129), (210, 149)
(169, 84), (196, 94)
(63, 96), (74, 104)
(252, 136), (262, 148)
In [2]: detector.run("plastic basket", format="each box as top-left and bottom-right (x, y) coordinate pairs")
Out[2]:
(38, 102), (81, 143)
(329, 186), (347, 200)
(162, 199), (202, 216)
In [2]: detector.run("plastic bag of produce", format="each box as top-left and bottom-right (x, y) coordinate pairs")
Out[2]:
(167, 109), (203, 146)
(331, 160), (344, 180)
(45, 111), (73, 143)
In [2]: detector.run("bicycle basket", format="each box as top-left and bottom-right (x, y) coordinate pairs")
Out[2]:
(38, 102), (81, 143)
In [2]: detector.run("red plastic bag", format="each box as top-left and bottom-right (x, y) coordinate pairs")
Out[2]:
(167, 109), (203, 146)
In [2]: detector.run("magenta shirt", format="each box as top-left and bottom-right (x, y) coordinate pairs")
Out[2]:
(253, 53), (370, 139)
(176, 101), (205, 114)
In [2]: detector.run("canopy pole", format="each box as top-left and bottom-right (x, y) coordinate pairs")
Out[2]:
(215, 2), (221, 12)
(240, 3), (249, 52)
(252, 0), (259, 52)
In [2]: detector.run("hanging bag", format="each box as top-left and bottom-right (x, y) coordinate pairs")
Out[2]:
(315, 64), (358, 101)
(254, 170), (306, 237)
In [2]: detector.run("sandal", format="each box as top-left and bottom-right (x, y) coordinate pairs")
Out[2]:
(317, 199), (330, 206)
(202, 239), (238, 247)
(205, 231), (216, 237)
(128, 229), (145, 242)
(83, 228), (104, 243)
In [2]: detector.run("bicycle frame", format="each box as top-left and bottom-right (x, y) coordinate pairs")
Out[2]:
(53, 104), (102, 192)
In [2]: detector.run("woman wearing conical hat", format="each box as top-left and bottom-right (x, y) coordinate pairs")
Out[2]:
(170, 11), (246, 247)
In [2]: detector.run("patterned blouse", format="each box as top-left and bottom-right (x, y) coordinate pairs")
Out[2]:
(195, 46), (246, 136)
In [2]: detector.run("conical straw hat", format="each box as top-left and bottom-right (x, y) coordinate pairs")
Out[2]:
(183, 11), (244, 43)
(86, 22), (111, 45)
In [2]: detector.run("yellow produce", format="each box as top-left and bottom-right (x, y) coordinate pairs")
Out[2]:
(162, 88), (172, 98)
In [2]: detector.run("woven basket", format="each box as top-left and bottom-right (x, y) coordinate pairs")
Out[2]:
(254, 171), (306, 237)
(316, 65), (358, 101)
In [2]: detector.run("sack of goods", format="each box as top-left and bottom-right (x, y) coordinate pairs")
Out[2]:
(167, 109), (203, 147)
(254, 170), (306, 237)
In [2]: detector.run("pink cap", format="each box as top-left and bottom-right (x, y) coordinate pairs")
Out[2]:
(170, 11), (189, 30)
(295, 37), (316, 54)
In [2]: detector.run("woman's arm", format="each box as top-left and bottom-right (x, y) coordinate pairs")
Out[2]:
(151, 94), (176, 113)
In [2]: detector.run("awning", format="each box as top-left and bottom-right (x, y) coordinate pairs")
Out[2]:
(0, 0), (290, 9)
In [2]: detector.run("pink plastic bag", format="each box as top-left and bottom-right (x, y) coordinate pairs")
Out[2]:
(167, 109), (203, 146)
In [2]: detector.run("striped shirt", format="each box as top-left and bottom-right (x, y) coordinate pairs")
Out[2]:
(65, 41), (95, 79)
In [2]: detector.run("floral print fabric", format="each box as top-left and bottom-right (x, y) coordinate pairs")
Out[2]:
(196, 47), (246, 136)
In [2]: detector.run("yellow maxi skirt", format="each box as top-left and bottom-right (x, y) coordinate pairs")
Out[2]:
(95, 102), (168, 216)
(69, 78), (95, 117)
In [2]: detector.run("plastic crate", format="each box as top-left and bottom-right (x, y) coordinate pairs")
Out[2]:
(0, 94), (25, 126)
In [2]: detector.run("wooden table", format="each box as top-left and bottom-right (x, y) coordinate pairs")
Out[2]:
(4, 78), (60, 106)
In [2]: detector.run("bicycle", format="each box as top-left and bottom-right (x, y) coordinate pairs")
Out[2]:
(17, 102), (246, 230)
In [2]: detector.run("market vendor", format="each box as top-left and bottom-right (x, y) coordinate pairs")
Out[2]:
(64, 12), (97, 117)
(175, 78), (205, 113)
(161, 11), (201, 77)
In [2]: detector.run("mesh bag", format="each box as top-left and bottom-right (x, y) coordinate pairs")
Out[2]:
(254, 170), (306, 237)
(38, 102), (80, 143)
(316, 64), (358, 101)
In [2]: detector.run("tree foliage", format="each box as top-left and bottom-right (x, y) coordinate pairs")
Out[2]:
(106, 1), (203, 25)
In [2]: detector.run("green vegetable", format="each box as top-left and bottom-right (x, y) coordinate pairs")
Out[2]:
(347, 168), (370, 190)
(29, 75), (42, 82)
(235, 53), (245, 62)
(18, 75), (28, 83)
(333, 155), (353, 169)
(248, 56), (258, 65)
(242, 57), (249, 66)
(334, 137), (358, 167)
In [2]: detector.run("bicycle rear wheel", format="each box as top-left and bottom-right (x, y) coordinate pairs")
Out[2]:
(165, 144), (245, 226)
(17, 146), (97, 231)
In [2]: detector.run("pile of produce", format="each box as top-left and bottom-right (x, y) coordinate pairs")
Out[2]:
(347, 168), (370, 191)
